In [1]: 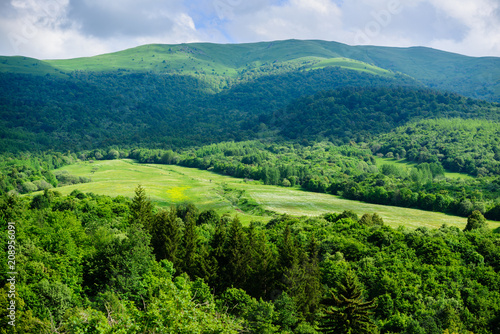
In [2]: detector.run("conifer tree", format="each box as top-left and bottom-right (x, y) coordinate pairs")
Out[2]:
(319, 270), (378, 334)
(300, 235), (322, 322)
(246, 223), (277, 299)
(129, 185), (154, 229)
(222, 216), (250, 290)
(150, 208), (182, 265)
(278, 225), (299, 272)
(209, 217), (227, 292)
(180, 212), (198, 276)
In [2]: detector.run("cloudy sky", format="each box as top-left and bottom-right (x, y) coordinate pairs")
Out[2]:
(1, 0), (499, 59)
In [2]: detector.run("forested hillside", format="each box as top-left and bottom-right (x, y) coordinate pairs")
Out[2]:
(0, 67), (417, 152)
(3, 40), (499, 101)
(272, 87), (499, 142)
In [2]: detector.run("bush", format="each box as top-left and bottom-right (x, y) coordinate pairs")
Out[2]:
(464, 210), (487, 231)
(20, 181), (37, 193)
(33, 179), (53, 191)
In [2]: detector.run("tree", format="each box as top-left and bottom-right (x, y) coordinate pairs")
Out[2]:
(107, 149), (119, 160)
(179, 212), (198, 276)
(245, 223), (276, 299)
(319, 270), (378, 334)
(197, 209), (220, 225)
(222, 216), (250, 289)
(150, 208), (182, 265)
(129, 185), (154, 229)
(209, 217), (227, 292)
(83, 224), (154, 302)
(464, 210), (487, 231)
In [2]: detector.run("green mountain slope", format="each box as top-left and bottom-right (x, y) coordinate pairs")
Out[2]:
(0, 66), (415, 152)
(273, 87), (500, 142)
(2, 39), (497, 101)
(39, 41), (399, 84)
(1, 39), (499, 153)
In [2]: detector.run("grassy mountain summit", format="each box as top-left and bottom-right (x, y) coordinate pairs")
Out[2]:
(2, 39), (499, 100)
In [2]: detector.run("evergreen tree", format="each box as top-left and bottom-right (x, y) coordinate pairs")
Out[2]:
(300, 235), (322, 322)
(180, 212), (198, 276)
(246, 223), (277, 299)
(319, 270), (378, 334)
(278, 225), (323, 321)
(278, 225), (300, 272)
(129, 185), (154, 229)
(150, 208), (182, 265)
(222, 216), (250, 290)
(209, 217), (227, 293)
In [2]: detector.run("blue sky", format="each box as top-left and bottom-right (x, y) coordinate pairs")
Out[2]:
(1, 0), (500, 59)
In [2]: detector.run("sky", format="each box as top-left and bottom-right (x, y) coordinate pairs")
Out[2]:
(1, 0), (500, 59)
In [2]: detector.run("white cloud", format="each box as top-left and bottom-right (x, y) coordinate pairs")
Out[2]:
(226, 0), (343, 42)
(410, 0), (500, 56)
(0, 0), (500, 58)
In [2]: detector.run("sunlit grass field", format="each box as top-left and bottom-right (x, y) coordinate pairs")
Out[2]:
(51, 159), (500, 229)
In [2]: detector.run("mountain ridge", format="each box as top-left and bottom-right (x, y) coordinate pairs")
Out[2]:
(2, 39), (499, 101)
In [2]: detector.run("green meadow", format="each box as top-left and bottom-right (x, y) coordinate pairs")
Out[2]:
(49, 159), (500, 230)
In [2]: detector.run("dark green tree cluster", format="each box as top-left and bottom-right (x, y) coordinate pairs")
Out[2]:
(376, 118), (500, 176)
(0, 151), (83, 195)
(273, 87), (500, 143)
(1, 66), (484, 153)
(2, 187), (500, 333)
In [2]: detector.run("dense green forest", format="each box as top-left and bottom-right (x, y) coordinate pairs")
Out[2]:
(273, 88), (499, 142)
(1, 188), (500, 333)
(0, 67), (419, 152)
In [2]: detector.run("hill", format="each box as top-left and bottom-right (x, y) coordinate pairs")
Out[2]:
(2, 40), (499, 101)
(0, 66), (418, 152)
(272, 87), (500, 142)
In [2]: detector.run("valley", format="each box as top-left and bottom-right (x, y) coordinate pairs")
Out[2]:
(51, 159), (494, 229)
(2, 39), (500, 333)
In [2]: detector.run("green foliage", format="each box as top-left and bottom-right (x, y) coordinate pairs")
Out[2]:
(129, 184), (154, 228)
(378, 119), (500, 176)
(319, 270), (378, 334)
(274, 87), (499, 142)
(82, 224), (154, 302)
(3, 177), (500, 333)
(465, 210), (487, 231)
(150, 208), (182, 264)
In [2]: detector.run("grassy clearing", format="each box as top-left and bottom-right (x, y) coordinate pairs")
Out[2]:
(50, 160), (500, 229)
(307, 57), (393, 77)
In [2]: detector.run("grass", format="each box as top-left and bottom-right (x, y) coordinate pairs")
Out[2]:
(48, 159), (500, 230)
(0, 56), (67, 77)
(39, 41), (394, 80)
(307, 57), (393, 77)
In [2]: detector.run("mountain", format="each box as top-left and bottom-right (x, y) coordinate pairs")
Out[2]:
(2, 39), (499, 101)
(1, 39), (499, 152)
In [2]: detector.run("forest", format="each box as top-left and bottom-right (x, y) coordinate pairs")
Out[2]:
(1, 186), (500, 333)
